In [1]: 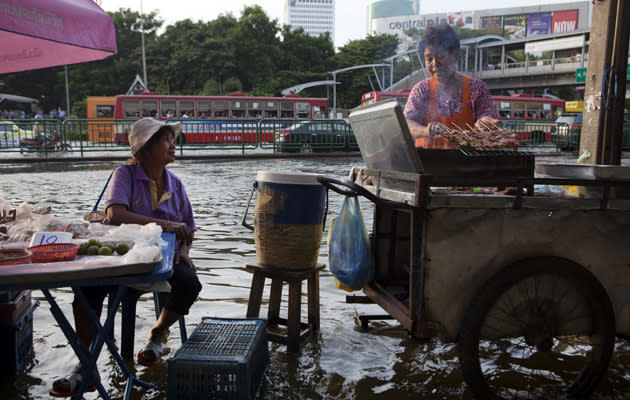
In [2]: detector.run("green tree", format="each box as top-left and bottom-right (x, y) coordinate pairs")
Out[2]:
(232, 6), (281, 94)
(269, 26), (334, 96)
(331, 34), (400, 109)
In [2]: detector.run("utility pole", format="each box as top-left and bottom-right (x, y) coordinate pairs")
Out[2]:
(140, 0), (148, 91)
(579, 0), (629, 165)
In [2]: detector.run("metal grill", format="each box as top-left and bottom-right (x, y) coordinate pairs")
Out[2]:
(416, 148), (536, 178)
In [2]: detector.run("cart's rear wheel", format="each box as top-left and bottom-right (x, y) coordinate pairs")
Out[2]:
(458, 257), (615, 400)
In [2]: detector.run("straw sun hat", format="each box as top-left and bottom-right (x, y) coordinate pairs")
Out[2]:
(129, 117), (181, 156)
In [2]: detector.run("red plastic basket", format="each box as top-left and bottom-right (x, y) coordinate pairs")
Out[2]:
(28, 243), (79, 263)
(0, 248), (32, 266)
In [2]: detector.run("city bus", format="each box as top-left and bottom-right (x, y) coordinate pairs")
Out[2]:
(86, 96), (115, 143)
(360, 89), (411, 108)
(493, 94), (565, 143)
(360, 90), (566, 144)
(108, 93), (329, 144)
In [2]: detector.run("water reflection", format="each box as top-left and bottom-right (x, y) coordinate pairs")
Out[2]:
(0, 157), (629, 400)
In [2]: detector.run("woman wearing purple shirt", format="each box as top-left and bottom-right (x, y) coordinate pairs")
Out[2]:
(51, 118), (201, 396)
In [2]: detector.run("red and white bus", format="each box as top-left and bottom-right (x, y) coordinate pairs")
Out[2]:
(360, 89), (411, 108)
(360, 90), (566, 143)
(88, 93), (329, 144)
(491, 94), (565, 143)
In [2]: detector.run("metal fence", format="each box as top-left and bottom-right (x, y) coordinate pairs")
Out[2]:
(0, 118), (361, 157)
(1, 118), (628, 158)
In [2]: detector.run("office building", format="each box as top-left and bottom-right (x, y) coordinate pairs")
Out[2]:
(284, 0), (335, 43)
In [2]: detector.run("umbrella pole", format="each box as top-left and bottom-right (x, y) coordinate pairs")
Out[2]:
(65, 66), (70, 117)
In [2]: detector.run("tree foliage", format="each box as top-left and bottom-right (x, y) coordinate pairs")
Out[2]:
(331, 34), (400, 110)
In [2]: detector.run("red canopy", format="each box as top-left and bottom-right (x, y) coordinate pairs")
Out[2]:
(0, 0), (117, 74)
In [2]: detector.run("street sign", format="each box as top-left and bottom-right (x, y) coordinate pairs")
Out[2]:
(576, 67), (586, 83)
(576, 65), (630, 83)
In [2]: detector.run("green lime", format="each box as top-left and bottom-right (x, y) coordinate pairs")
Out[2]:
(87, 238), (103, 248)
(77, 243), (89, 255)
(102, 244), (115, 251)
(98, 246), (113, 256)
(115, 243), (130, 255)
(87, 245), (100, 255)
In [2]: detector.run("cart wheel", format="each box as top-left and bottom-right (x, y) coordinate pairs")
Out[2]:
(458, 257), (615, 400)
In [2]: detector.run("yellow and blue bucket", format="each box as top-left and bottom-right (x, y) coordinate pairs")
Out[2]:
(242, 171), (326, 270)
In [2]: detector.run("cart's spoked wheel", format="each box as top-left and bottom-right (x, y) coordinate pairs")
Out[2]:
(458, 257), (615, 400)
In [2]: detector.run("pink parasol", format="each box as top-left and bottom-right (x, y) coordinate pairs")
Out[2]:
(0, 0), (117, 74)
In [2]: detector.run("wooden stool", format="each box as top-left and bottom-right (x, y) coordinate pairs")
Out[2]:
(246, 263), (325, 353)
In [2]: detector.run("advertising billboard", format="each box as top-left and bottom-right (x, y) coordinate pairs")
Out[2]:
(481, 15), (502, 30)
(526, 12), (552, 37)
(503, 14), (527, 39)
(552, 10), (579, 33)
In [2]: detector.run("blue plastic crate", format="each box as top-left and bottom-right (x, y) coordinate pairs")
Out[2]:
(167, 317), (269, 400)
(0, 301), (37, 378)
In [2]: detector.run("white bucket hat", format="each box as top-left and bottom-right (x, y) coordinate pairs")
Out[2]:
(129, 117), (182, 156)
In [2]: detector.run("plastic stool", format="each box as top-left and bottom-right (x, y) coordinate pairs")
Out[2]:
(108, 289), (187, 359)
(245, 263), (324, 353)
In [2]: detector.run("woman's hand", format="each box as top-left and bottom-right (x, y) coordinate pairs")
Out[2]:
(427, 121), (448, 136)
(475, 116), (501, 131)
(175, 246), (196, 270)
(162, 220), (194, 246)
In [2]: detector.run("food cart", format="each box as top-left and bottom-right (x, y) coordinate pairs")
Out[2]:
(318, 100), (630, 399)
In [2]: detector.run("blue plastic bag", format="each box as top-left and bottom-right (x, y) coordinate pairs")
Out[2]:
(327, 196), (374, 291)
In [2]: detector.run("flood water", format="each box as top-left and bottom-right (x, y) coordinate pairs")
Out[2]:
(1, 156), (630, 400)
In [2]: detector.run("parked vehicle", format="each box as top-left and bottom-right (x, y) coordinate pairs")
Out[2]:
(19, 132), (71, 153)
(0, 120), (32, 148)
(276, 120), (355, 152)
(551, 113), (582, 150)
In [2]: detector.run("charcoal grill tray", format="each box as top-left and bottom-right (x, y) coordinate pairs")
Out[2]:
(417, 148), (535, 178)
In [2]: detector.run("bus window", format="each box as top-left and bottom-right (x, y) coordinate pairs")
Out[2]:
(247, 101), (262, 118)
(264, 101), (278, 118)
(160, 99), (176, 118)
(553, 106), (564, 117)
(122, 99), (140, 118)
(497, 101), (512, 118)
(180, 100), (194, 118)
(513, 102), (525, 118)
(526, 103), (540, 119)
(280, 101), (294, 118)
(141, 100), (157, 118)
(96, 105), (113, 118)
(214, 100), (227, 117)
(198, 100), (211, 118)
(296, 102), (310, 119)
(541, 103), (552, 119)
(312, 106), (322, 118)
(231, 100), (245, 118)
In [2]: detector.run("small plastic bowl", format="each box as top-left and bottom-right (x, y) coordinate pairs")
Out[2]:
(0, 248), (32, 265)
(28, 243), (80, 263)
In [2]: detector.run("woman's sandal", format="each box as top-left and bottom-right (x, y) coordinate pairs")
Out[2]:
(49, 373), (96, 397)
(136, 340), (163, 366)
